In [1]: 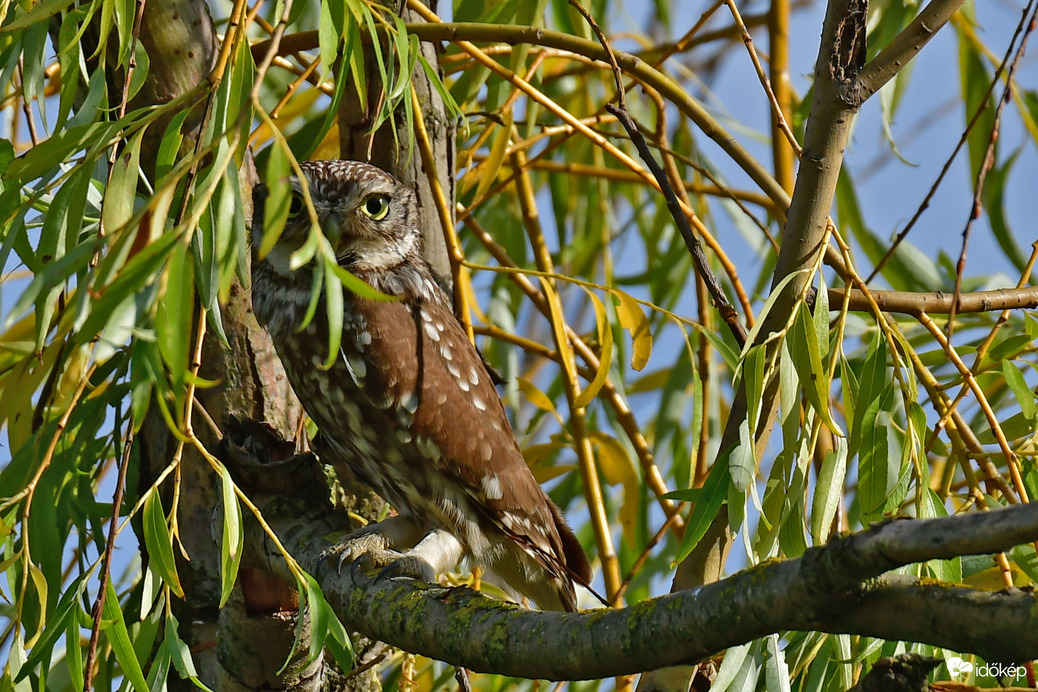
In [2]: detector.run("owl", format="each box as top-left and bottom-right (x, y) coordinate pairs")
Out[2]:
(251, 160), (591, 611)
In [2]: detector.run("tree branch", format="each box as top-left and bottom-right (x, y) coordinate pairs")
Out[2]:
(243, 449), (1038, 680)
(853, 0), (968, 103)
(830, 286), (1038, 315)
(251, 22), (791, 215)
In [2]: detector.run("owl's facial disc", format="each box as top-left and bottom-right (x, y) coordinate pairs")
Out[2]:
(321, 182), (419, 272)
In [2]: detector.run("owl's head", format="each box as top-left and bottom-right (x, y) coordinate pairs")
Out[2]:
(252, 160), (421, 274)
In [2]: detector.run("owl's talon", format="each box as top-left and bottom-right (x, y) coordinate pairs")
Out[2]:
(376, 555), (436, 584)
(335, 530), (394, 576)
(348, 552), (375, 583)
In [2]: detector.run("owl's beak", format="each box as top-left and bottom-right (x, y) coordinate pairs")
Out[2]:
(320, 214), (342, 249)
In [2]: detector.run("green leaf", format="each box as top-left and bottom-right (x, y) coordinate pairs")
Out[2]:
(33, 168), (91, 350)
(672, 452), (730, 565)
(142, 492), (184, 597)
(322, 257), (345, 370)
(155, 242), (195, 393)
(305, 576), (328, 665)
(155, 109), (191, 182)
(1002, 359), (1035, 421)
(319, 0), (345, 69)
(813, 274), (830, 359)
(219, 466), (243, 607)
(958, 35), (997, 180)
(779, 455), (809, 557)
(100, 125), (144, 240)
(165, 614), (212, 690)
(788, 302), (843, 436)
(5, 122), (120, 182)
(985, 333), (1032, 364)
(811, 437), (847, 544)
(729, 418), (755, 493)
(765, 634), (791, 692)
(258, 142), (293, 260)
(0, 0), (77, 33)
(920, 490), (961, 582)
(743, 343), (766, 431)
(711, 640), (759, 691)
(836, 172), (939, 291)
(146, 640), (171, 692)
(101, 580), (149, 692)
(982, 152), (1027, 271)
(7, 235), (102, 328)
(692, 322), (739, 371)
(0, 138), (14, 177)
(75, 230), (182, 345)
(857, 388), (901, 520)
(66, 608), (84, 692)
(19, 573), (86, 677)
(850, 331), (888, 456)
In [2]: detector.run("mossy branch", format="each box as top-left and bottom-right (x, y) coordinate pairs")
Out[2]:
(242, 449), (1038, 680)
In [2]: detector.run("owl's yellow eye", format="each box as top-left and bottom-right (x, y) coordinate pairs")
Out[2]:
(361, 195), (390, 220)
(287, 193), (305, 218)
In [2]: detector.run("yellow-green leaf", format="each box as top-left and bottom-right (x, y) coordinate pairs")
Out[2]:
(531, 464), (576, 483)
(101, 580), (149, 691)
(575, 289), (613, 408)
(539, 277), (577, 378)
(25, 562), (48, 647)
(517, 377), (563, 424)
(615, 290), (651, 370)
(472, 110), (513, 202)
(101, 130), (143, 235)
(591, 432), (639, 547)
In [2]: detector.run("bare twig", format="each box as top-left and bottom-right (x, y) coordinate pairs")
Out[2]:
(608, 104), (748, 347)
(565, 0), (749, 345)
(85, 430), (134, 692)
(948, 0), (1038, 338)
(724, 0), (802, 159)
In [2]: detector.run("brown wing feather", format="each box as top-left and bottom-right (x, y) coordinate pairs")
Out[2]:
(348, 287), (587, 608)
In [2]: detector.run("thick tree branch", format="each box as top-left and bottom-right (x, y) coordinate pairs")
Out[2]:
(853, 0), (968, 103)
(831, 286), (1038, 315)
(241, 449), (1038, 680)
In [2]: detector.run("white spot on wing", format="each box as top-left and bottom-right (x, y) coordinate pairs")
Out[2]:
(482, 475), (503, 500)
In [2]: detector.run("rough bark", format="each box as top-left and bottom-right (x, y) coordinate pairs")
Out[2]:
(128, 1), (308, 689)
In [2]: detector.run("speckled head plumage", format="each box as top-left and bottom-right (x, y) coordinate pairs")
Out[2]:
(250, 159), (591, 612)
(253, 160), (422, 276)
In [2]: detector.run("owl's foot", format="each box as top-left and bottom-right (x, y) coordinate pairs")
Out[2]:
(335, 520), (464, 586)
(336, 516), (418, 576)
(336, 531), (395, 574)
